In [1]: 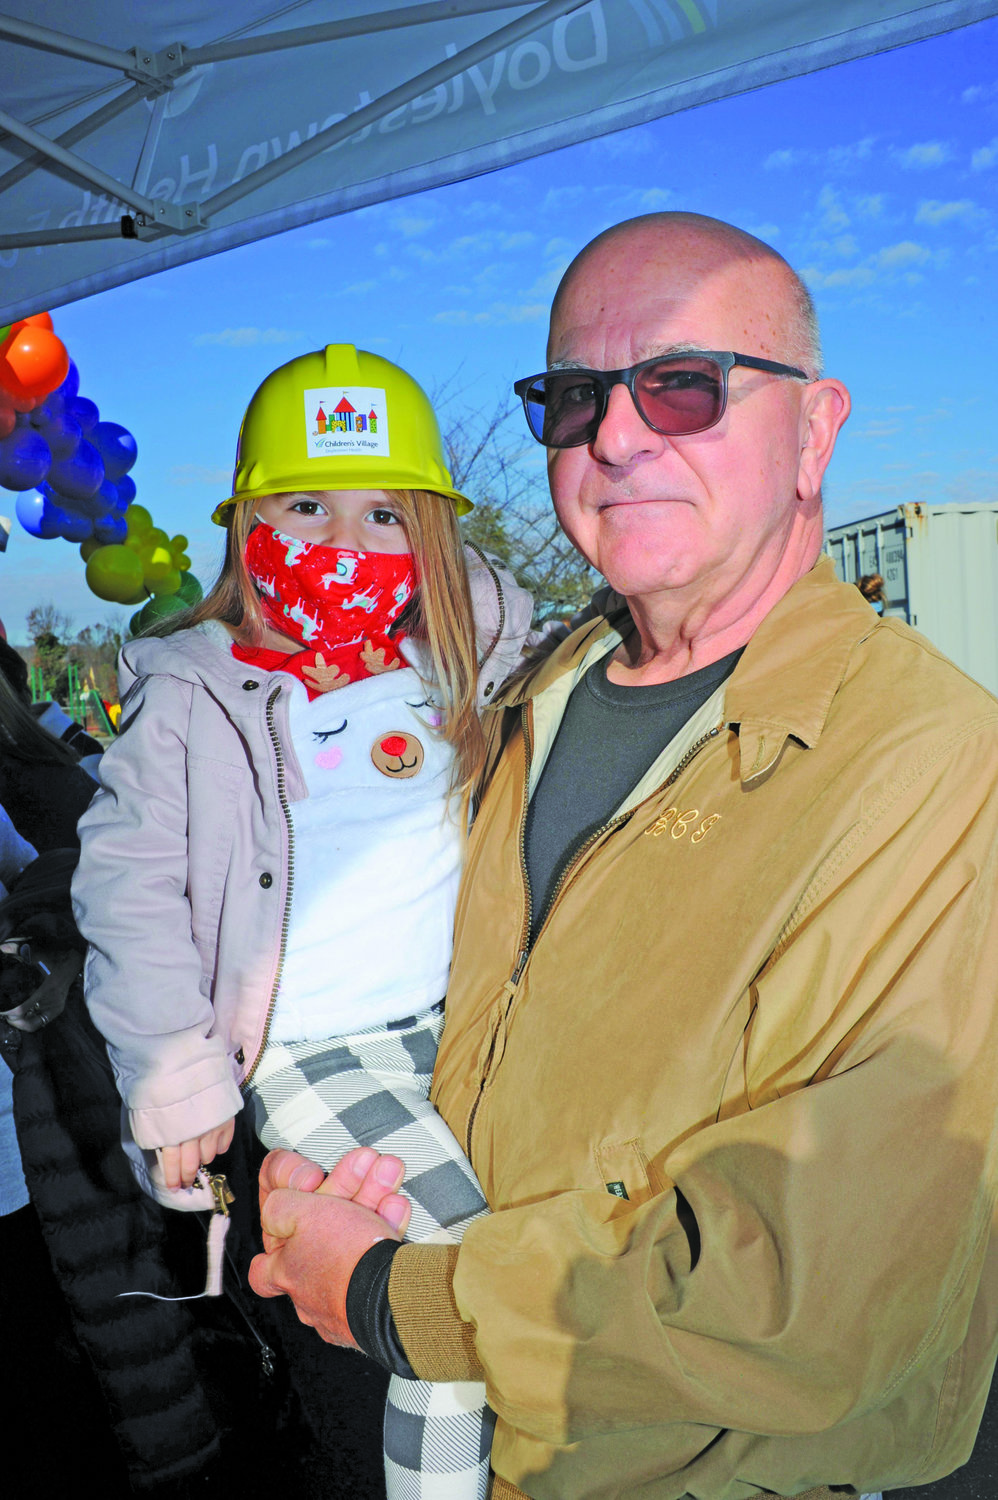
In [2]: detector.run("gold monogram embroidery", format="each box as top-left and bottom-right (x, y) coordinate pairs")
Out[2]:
(646, 807), (722, 843)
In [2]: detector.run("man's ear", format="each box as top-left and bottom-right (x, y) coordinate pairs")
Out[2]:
(797, 379), (851, 505)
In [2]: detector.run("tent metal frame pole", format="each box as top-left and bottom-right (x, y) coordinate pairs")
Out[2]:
(0, 13), (163, 83)
(0, 219), (155, 249)
(0, 82), (149, 198)
(185, 1), (538, 64)
(202, 0), (586, 218)
(0, 108), (198, 229)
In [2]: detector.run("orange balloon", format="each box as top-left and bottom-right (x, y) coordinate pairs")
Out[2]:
(19, 312), (54, 331)
(0, 325), (69, 401)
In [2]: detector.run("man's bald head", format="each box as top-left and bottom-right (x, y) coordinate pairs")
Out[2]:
(550, 212), (821, 378)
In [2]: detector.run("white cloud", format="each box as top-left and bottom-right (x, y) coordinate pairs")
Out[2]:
(801, 264), (874, 289)
(962, 83), (998, 105)
(638, 188), (672, 210)
(856, 194), (885, 218)
(817, 185), (850, 231)
(764, 148), (802, 170)
(915, 198), (980, 226)
(971, 139), (998, 171)
(192, 326), (300, 347)
(876, 240), (930, 268)
(344, 280), (377, 295)
(395, 213), (435, 238)
(434, 301), (547, 327)
(894, 141), (951, 169)
(828, 137), (875, 168)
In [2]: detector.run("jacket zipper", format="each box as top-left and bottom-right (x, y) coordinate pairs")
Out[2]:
(464, 701), (534, 1156)
(464, 717), (722, 1156)
(242, 686), (295, 1088)
(464, 539), (506, 670)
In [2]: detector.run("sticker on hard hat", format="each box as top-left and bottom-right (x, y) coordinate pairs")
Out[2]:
(304, 387), (390, 459)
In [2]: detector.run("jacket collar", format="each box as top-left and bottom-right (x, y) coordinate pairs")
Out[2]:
(726, 557), (877, 781)
(498, 557), (878, 785)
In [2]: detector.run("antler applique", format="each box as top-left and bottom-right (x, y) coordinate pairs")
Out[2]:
(360, 640), (401, 675)
(301, 652), (352, 693)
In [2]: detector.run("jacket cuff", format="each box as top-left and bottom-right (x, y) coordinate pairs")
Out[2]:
(387, 1242), (483, 1383)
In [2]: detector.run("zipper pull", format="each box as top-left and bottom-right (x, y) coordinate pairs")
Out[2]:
(208, 1173), (235, 1217)
(501, 949), (529, 1003)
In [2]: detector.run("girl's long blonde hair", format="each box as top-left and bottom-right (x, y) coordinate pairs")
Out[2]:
(181, 491), (485, 791)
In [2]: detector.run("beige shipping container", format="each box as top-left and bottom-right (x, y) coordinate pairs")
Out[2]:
(824, 501), (998, 697)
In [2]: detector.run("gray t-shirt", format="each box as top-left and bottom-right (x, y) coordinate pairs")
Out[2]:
(524, 648), (741, 944)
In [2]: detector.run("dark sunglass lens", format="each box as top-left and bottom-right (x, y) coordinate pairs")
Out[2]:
(635, 358), (723, 434)
(532, 373), (601, 447)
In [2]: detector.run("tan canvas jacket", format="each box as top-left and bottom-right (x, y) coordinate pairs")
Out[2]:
(391, 558), (998, 1500)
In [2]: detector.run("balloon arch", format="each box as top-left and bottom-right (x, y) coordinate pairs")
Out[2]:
(0, 312), (201, 635)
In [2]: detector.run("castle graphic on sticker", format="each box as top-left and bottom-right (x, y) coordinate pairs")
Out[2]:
(303, 386), (390, 459)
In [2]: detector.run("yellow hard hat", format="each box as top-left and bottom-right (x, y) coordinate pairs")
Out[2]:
(212, 344), (472, 524)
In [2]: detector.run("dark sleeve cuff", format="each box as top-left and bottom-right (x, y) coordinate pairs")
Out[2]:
(345, 1238), (417, 1378)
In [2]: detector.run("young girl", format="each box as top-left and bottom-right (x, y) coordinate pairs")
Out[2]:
(73, 345), (533, 1500)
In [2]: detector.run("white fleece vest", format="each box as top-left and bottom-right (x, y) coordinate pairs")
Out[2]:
(268, 645), (461, 1041)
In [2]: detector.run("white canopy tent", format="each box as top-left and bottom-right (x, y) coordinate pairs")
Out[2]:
(2, 0), (997, 323)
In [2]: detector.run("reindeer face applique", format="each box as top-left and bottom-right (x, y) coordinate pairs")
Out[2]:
(289, 647), (450, 803)
(371, 731), (424, 779)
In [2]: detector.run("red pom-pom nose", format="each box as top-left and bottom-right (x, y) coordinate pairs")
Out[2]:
(380, 735), (408, 757)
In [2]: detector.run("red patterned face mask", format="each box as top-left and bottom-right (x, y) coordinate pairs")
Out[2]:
(237, 522), (417, 693)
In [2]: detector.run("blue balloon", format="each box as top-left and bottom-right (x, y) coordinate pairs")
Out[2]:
(93, 512), (127, 545)
(34, 409), (82, 464)
(55, 360), (80, 401)
(15, 489), (62, 539)
(46, 437), (104, 502)
(59, 509), (94, 543)
(92, 421), (137, 482)
(65, 395), (99, 434)
(0, 427), (52, 491)
(115, 473), (137, 508)
(39, 479), (104, 520)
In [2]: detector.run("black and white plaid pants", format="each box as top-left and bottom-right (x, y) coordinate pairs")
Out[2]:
(246, 1000), (494, 1500)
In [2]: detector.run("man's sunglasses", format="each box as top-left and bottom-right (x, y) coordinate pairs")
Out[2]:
(513, 351), (810, 449)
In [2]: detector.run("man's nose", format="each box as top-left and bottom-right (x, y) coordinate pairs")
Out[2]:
(589, 380), (663, 467)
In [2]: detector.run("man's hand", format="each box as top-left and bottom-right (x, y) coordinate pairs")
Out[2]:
(249, 1147), (411, 1346)
(158, 1117), (236, 1191)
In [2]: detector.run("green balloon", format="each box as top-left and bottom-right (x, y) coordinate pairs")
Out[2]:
(141, 593), (188, 622)
(86, 544), (145, 604)
(176, 571), (203, 604)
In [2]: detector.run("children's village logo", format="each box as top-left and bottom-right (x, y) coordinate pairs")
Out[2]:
(303, 387), (390, 460)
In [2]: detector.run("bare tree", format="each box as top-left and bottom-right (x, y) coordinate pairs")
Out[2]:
(441, 388), (601, 624)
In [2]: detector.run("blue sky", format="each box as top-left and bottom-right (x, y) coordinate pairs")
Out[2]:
(2, 14), (997, 643)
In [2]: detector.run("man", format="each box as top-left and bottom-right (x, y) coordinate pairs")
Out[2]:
(249, 213), (998, 1500)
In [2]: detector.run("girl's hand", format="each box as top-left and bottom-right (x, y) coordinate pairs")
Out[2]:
(158, 1117), (236, 1191)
